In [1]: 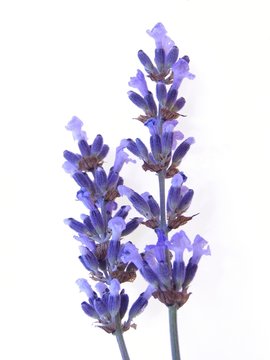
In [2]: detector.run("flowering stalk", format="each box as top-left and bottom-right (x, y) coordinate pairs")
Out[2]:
(169, 305), (181, 360)
(114, 314), (130, 360)
(121, 22), (210, 359)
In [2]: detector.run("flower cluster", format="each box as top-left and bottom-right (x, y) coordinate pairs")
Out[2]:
(76, 278), (153, 333)
(122, 229), (210, 309)
(64, 22), (210, 358)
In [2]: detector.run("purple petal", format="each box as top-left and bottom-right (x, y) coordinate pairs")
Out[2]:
(118, 185), (151, 219)
(95, 282), (107, 297)
(172, 59), (195, 90)
(109, 278), (120, 296)
(191, 235), (211, 264)
(129, 70), (148, 97)
(127, 285), (154, 323)
(121, 242), (143, 269)
(108, 217), (126, 240)
(66, 116), (87, 141)
(147, 23), (175, 53)
(76, 278), (94, 299)
(62, 160), (77, 174)
(74, 235), (96, 251)
(114, 148), (136, 173)
(169, 231), (192, 261)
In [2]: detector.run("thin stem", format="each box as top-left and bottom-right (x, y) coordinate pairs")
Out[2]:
(157, 106), (181, 360)
(158, 170), (167, 233)
(168, 306), (181, 360)
(114, 315), (131, 360)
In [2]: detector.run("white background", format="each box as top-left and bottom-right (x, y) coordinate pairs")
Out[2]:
(0, 0), (269, 359)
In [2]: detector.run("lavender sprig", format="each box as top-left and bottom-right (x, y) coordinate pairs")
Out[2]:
(63, 117), (154, 358)
(120, 22), (210, 360)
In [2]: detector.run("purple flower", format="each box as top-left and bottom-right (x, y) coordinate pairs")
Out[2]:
(144, 241), (171, 289)
(156, 82), (167, 106)
(128, 91), (148, 111)
(127, 285), (154, 323)
(138, 50), (157, 74)
(66, 116), (87, 141)
(147, 23), (175, 54)
(129, 70), (149, 97)
(118, 185), (151, 219)
(107, 217), (126, 269)
(172, 58), (195, 90)
(167, 173), (185, 213)
(76, 278), (95, 299)
(108, 279), (121, 317)
(167, 231), (192, 289)
(63, 151), (81, 174)
(121, 242), (144, 270)
(183, 235), (211, 289)
(108, 217), (126, 240)
(163, 120), (184, 149)
(190, 235), (211, 265)
(114, 143), (136, 173)
(77, 189), (95, 210)
(171, 137), (195, 167)
(79, 246), (99, 273)
(168, 231), (192, 262)
(72, 172), (95, 193)
(74, 234), (96, 252)
(166, 179), (194, 229)
(64, 218), (89, 235)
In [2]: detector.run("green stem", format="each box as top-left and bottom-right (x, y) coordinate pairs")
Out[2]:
(168, 306), (181, 360)
(157, 107), (181, 360)
(114, 316), (130, 360)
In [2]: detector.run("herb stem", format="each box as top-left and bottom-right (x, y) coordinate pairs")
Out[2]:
(114, 315), (131, 360)
(168, 305), (181, 360)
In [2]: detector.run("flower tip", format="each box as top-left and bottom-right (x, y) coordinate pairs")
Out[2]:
(65, 116), (87, 141)
(188, 137), (196, 145)
(171, 172), (184, 187)
(117, 184), (132, 197)
(76, 278), (93, 298)
(147, 22), (167, 36)
(63, 218), (70, 225)
(65, 116), (84, 134)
